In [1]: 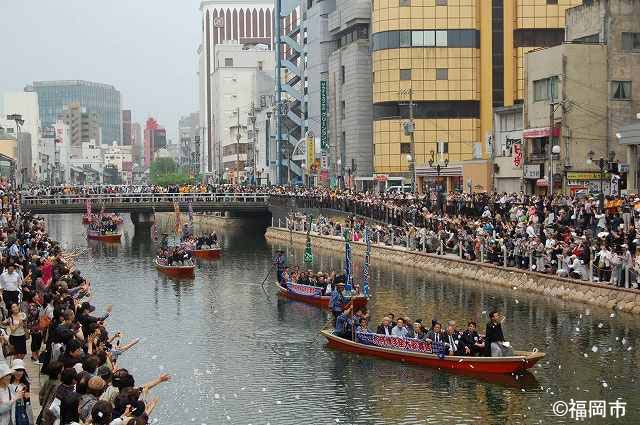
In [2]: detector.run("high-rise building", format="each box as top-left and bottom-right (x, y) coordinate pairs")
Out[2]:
(2, 92), (41, 171)
(178, 113), (200, 173)
(370, 0), (584, 193)
(143, 118), (167, 167)
(199, 0), (274, 177)
(25, 80), (122, 145)
(60, 102), (101, 147)
(328, 0), (374, 189)
(131, 122), (143, 165)
(122, 110), (132, 146)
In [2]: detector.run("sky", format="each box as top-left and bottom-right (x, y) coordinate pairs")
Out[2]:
(0, 0), (202, 140)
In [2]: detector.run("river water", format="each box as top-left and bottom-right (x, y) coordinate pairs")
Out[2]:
(44, 214), (639, 424)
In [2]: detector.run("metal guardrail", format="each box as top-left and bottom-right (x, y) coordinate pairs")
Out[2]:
(20, 192), (270, 206)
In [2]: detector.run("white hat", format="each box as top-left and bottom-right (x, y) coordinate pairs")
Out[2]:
(11, 359), (25, 372)
(0, 364), (15, 379)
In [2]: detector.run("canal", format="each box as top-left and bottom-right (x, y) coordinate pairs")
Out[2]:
(45, 214), (638, 424)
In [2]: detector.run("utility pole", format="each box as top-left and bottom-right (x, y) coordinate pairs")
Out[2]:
(399, 89), (416, 193)
(549, 102), (555, 194)
(235, 107), (241, 185)
(249, 101), (257, 186)
(274, 0), (283, 185)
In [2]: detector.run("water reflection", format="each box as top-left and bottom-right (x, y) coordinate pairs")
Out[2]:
(42, 214), (639, 424)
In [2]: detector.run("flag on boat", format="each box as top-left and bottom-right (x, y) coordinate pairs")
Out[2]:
(187, 200), (194, 226)
(362, 226), (371, 297)
(174, 201), (182, 236)
(304, 216), (313, 265)
(85, 199), (92, 216)
(344, 229), (353, 292)
(151, 212), (158, 241)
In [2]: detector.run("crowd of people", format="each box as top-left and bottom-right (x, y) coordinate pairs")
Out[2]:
(0, 183), (169, 425)
(23, 183), (640, 287)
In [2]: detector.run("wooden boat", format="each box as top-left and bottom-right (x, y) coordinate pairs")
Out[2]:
(275, 282), (368, 310)
(192, 247), (221, 259)
(320, 330), (545, 375)
(87, 230), (121, 243)
(154, 257), (195, 278)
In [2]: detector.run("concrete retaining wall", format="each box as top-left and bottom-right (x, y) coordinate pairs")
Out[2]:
(265, 227), (640, 315)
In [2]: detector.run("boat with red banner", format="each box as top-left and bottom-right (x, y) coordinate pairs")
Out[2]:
(192, 247), (221, 259)
(154, 257), (195, 278)
(320, 330), (545, 375)
(275, 282), (368, 310)
(87, 229), (122, 243)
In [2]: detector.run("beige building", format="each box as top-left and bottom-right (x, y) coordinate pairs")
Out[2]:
(60, 102), (102, 147)
(524, 0), (640, 194)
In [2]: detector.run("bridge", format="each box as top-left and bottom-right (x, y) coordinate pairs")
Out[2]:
(21, 192), (271, 224)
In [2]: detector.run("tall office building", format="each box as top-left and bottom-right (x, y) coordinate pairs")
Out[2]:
(122, 110), (133, 146)
(60, 102), (101, 147)
(131, 122), (143, 164)
(199, 0), (274, 177)
(143, 118), (167, 167)
(371, 0), (584, 192)
(25, 80), (122, 145)
(2, 92), (41, 171)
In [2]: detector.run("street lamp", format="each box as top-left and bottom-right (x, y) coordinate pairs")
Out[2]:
(337, 158), (342, 189)
(588, 150), (615, 212)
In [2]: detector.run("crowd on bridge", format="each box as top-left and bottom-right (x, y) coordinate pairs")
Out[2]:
(20, 183), (640, 287)
(0, 181), (169, 424)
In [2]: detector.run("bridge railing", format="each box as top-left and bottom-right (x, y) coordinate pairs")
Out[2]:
(20, 193), (270, 206)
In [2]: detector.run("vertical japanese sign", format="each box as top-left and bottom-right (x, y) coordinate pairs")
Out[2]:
(306, 134), (315, 172)
(320, 80), (328, 154)
(512, 143), (523, 167)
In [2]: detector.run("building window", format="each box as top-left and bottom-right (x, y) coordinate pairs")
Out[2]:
(400, 143), (411, 154)
(372, 72), (376, 83)
(436, 68), (448, 80)
(611, 81), (632, 100)
(341, 101), (346, 120)
(224, 58), (233, 67)
(435, 31), (448, 47)
(546, 0), (558, 4)
(533, 76), (558, 102)
(399, 31), (412, 48)
(400, 0), (411, 6)
(341, 66), (346, 85)
(400, 69), (412, 81)
(257, 61), (263, 71)
(622, 32), (640, 51)
(436, 0), (448, 5)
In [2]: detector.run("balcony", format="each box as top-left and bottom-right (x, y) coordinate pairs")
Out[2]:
(328, 10), (341, 33)
(341, 0), (371, 26)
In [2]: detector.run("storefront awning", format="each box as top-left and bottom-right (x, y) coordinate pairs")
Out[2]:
(536, 179), (549, 187)
(415, 165), (463, 177)
(523, 126), (561, 139)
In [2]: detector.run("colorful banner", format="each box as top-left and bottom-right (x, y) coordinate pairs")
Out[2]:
(362, 226), (370, 297)
(151, 207), (158, 241)
(85, 199), (92, 216)
(320, 80), (328, 152)
(306, 136), (315, 173)
(188, 200), (194, 226)
(173, 201), (182, 236)
(344, 230), (353, 292)
(287, 282), (322, 297)
(304, 216), (313, 265)
(356, 332), (435, 354)
(512, 143), (522, 167)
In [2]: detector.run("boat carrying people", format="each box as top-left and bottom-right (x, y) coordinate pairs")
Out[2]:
(86, 215), (122, 243)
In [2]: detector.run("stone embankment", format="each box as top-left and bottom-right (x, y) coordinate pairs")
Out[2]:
(265, 227), (640, 315)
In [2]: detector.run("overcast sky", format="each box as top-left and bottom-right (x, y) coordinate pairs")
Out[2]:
(0, 0), (201, 140)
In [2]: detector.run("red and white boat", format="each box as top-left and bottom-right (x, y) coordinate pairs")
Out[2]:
(87, 229), (122, 243)
(154, 257), (195, 278)
(275, 282), (368, 310)
(321, 330), (545, 375)
(192, 247), (221, 259)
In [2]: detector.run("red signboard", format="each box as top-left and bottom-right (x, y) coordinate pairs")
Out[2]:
(512, 143), (522, 167)
(523, 126), (561, 139)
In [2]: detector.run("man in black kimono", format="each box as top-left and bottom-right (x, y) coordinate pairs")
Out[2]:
(485, 310), (505, 356)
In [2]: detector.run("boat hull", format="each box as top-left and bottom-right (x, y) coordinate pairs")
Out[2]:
(154, 259), (195, 278)
(276, 282), (368, 310)
(321, 330), (544, 375)
(193, 248), (221, 259)
(87, 232), (121, 243)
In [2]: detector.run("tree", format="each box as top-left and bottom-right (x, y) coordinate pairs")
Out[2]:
(149, 158), (190, 185)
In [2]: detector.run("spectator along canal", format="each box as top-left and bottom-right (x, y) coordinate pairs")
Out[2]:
(44, 213), (639, 424)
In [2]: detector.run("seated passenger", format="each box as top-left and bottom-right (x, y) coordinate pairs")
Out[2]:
(444, 320), (464, 356)
(391, 318), (408, 338)
(376, 317), (393, 336)
(334, 306), (353, 339)
(425, 322), (445, 344)
(460, 321), (485, 356)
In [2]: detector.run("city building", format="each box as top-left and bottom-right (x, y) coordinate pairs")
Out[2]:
(199, 0), (274, 179)
(39, 121), (71, 185)
(178, 113), (200, 174)
(25, 80), (122, 145)
(0, 125), (18, 183)
(0, 118), (33, 185)
(328, 0), (374, 189)
(248, 72), (276, 185)
(3, 92), (41, 168)
(370, 0), (584, 193)
(102, 142), (133, 183)
(524, 0), (640, 195)
(143, 118), (167, 167)
(492, 104), (524, 192)
(208, 42), (275, 183)
(69, 139), (103, 184)
(131, 122), (143, 164)
(59, 102), (102, 147)
(122, 110), (133, 145)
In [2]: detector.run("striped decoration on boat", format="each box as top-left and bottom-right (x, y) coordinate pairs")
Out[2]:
(287, 282), (322, 297)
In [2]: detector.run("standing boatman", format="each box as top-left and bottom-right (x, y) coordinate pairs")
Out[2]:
(274, 250), (287, 285)
(329, 282), (351, 323)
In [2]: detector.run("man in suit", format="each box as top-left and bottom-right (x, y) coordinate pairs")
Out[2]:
(444, 320), (464, 356)
(376, 317), (393, 336)
(485, 310), (505, 356)
(425, 322), (444, 344)
(460, 321), (485, 356)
